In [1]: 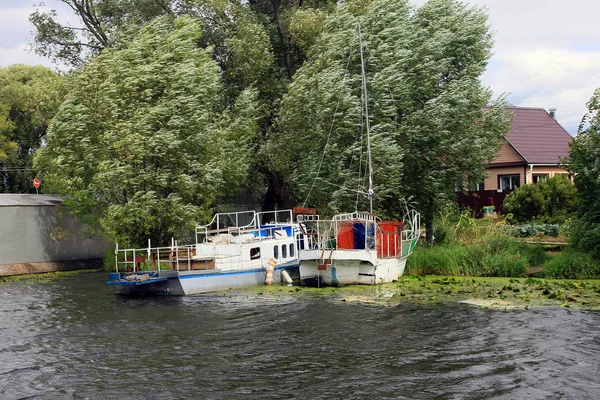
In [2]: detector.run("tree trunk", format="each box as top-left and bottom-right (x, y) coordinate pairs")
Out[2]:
(262, 170), (296, 212)
(425, 213), (434, 246)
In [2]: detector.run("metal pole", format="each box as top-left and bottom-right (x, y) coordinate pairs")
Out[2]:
(358, 23), (373, 214)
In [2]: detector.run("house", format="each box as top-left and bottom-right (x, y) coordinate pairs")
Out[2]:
(458, 106), (572, 216)
(484, 106), (572, 191)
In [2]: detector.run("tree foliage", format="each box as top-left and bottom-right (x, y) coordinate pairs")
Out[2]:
(568, 88), (600, 257)
(271, 0), (510, 235)
(503, 175), (577, 224)
(34, 17), (260, 247)
(30, 0), (173, 67)
(0, 65), (67, 193)
(30, 0), (338, 209)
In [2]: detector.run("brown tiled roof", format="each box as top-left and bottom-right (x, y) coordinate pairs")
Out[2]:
(505, 107), (572, 164)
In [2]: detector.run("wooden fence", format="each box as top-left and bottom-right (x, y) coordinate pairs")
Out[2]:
(456, 189), (513, 217)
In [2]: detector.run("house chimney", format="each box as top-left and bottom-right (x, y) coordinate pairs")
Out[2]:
(549, 108), (557, 119)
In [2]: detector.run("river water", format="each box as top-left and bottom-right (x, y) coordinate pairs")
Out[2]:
(1, 272), (599, 399)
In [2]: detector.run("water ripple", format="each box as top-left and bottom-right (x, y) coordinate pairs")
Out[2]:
(1, 275), (600, 399)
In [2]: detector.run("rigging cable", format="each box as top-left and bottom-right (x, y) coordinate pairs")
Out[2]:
(302, 34), (357, 208)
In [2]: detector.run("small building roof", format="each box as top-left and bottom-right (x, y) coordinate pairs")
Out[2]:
(505, 107), (572, 164)
(0, 194), (63, 207)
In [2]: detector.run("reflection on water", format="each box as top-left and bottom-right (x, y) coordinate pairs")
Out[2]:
(1, 273), (600, 399)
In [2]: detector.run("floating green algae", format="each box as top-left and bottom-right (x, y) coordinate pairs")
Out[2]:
(221, 275), (600, 311)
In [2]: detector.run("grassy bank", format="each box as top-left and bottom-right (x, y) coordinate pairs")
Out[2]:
(407, 238), (600, 279)
(408, 211), (600, 280)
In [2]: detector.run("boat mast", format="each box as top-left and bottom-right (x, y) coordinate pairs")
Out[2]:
(358, 24), (373, 214)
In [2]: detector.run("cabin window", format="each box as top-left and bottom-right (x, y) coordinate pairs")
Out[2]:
(289, 243), (295, 257)
(533, 174), (548, 183)
(499, 174), (520, 191)
(274, 245), (279, 259)
(250, 247), (260, 260)
(282, 244), (288, 259)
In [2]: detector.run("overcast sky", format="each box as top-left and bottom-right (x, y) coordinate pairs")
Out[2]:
(2, 0), (600, 134)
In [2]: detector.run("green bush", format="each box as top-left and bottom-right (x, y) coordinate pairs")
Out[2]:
(542, 250), (600, 279)
(503, 175), (577, 223)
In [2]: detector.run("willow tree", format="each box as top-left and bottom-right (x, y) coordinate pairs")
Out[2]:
(34, 16), (260, 247)
(30, 0), (338, 210)
(272, 0), (510, 240)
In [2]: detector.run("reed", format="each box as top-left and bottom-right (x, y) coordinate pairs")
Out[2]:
(542, 251), (600, 279)
(406, 236), (548, 278)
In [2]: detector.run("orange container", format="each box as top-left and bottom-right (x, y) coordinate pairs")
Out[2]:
(377, 221), (404, 256)
(337, 221), (355, 249)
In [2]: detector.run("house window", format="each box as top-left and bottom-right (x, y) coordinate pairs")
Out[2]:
(499, 174), (520, 190)
(250, 247), (260, 260)
(474, 182), (484, 191)
(533, 174), (548, 183)
(556, 173), (573, 182)
(273, 245), (279, 259)
(282, 244), (288, 259)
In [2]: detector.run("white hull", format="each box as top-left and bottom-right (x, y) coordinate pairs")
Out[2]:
(299, 256), (407, 286)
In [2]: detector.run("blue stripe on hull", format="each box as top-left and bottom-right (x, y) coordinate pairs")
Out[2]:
(112, 264), (299, 296)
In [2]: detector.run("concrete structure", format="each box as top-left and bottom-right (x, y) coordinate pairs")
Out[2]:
(0, 194), (109, 276)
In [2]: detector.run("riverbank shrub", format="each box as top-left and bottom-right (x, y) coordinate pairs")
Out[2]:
(407, 236), (547, 277)
(503, 175), (577, 224)
(542, 251), (600, 279)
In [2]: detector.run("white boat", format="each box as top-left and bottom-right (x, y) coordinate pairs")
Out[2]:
(297, 209), (419, 286)
(296, 24), (420, 286)
(107, 209), (300, 295)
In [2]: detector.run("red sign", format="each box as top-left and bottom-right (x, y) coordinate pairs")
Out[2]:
(33, 178), (41, 188)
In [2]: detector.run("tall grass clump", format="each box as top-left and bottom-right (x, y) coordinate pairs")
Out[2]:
(407, 236), (548, 277)
(406, 244), (470, 275)
(542, 250), (600, 279)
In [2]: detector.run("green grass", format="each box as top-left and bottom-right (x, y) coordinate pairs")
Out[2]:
(542, 250), (600, 279)
(407, 236), (548, 278)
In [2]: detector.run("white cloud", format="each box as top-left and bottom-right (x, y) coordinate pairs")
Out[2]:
(1, 0), (599, 134)
(0, 1), (80, 69)
(483, 48), (600, 133)
(0, 42), (58, 69)
(0, 6), (36, 48)
(405, 0), (600, 134)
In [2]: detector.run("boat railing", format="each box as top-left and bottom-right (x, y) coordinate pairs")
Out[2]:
(114, 242), (198, 273)
(196, 223), (298, 245)
(195, 210), (258, 243)
(300, 214), (421, 258)
(300, 218), (377, 252)
(195, 209), (296, 244)
(332, 211), (379, 223)
(401, 230), (419, 257)
(257, 209), (294, 225)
